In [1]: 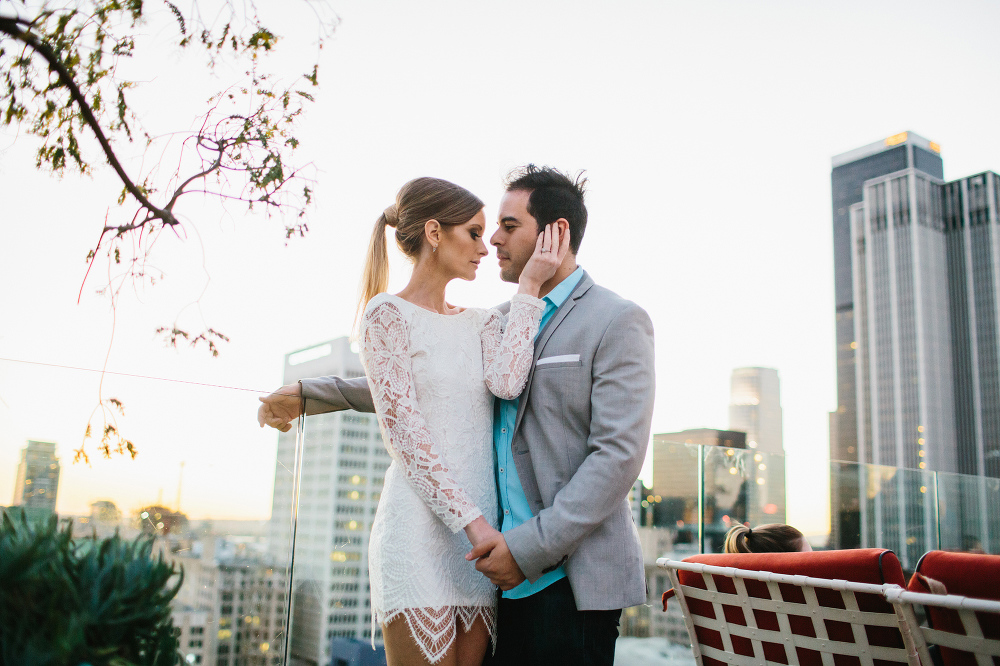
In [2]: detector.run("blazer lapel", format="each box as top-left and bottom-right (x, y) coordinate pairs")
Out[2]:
(513, 271), (595, 436)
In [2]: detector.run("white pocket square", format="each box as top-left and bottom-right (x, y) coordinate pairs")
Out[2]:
(536, 354), (580, 366)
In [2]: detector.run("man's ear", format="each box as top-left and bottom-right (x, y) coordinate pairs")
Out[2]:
(555, 218), (571, 245)
(424, 219), (441, 248)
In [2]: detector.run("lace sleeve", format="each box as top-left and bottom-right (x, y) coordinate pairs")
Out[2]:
(481, 294), (545, 400)
(361, 300), (482, 533)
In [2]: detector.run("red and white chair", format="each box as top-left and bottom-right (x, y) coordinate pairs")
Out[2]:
(658, 549), (913, 666)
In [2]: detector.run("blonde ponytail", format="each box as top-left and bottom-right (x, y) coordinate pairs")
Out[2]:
(356, 206), (396, 331)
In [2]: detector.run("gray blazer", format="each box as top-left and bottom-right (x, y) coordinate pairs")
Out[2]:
(300, 270), (655, 610)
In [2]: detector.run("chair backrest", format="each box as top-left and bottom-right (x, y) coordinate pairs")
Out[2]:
(908, 551), (1000, 600)
(658, 550), (914, 666)
(906, 551), (1000, 666)
(887, 588), (1000, 666)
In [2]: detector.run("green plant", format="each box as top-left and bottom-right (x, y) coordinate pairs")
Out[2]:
(0, 510), (184, 666)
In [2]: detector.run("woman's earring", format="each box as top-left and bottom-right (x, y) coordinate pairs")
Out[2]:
(432, 245), (437, 253)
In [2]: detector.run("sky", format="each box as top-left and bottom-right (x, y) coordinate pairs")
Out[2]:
(2, 0), (1000, 535)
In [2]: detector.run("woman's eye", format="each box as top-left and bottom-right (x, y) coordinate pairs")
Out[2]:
(471, 232), (480, 240)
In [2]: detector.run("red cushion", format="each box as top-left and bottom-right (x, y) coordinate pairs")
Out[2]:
(684, 549), (906, 586)
(668, 550), (907, 666)
(908, 551), (1000, 666)
(907, 551), (1000, 600)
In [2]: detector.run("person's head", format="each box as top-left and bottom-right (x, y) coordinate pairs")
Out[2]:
(359, 177), (486, 311)
(491, 165), (588, 283)
(723, 523), (811, 554)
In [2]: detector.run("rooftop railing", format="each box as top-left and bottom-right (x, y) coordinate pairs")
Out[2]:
(2, 359), (998, 666)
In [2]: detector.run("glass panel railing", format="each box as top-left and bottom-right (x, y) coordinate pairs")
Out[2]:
(6, 359), (997, 666)
(0, 359), (296, 666)
(282, 408), (388, 665)
(935, 470), (1000, 554)
(830, 459), (939, 569)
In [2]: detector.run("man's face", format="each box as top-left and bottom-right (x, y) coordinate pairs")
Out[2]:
(491, 189), (540, 283)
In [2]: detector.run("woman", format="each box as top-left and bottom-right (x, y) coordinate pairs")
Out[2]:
(359, 177), (568, 666)
(723, 523), (811, 554)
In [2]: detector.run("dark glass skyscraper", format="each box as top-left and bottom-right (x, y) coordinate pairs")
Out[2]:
(830, 132), (944, 469)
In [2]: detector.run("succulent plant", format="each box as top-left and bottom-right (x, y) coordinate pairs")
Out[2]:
(0, 510), (184, 666)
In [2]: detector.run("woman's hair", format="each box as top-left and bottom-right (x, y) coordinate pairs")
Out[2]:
(723, 523), (806, 554)
(358, 177), (484, 315)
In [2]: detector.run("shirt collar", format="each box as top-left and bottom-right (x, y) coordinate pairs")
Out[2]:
(543, 266), (584, 309)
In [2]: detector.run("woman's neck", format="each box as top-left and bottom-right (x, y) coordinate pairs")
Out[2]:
(396, 260), (455, 314)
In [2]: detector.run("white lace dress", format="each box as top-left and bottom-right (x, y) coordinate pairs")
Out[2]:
(360, 292), (544, 664)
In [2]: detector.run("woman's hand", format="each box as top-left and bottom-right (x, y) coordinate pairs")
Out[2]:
(517, 222), (571, 297)
(464, 515), (501, 552)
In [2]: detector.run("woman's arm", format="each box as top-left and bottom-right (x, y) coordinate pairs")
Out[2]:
(362, 300), (482, 534)
(481, 295), (544, 400)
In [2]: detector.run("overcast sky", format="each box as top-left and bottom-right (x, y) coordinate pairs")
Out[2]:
(2, 0), (999, 535)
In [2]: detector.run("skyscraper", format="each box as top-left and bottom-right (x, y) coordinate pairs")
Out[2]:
(830, 132), (944, 467)
(12, 440), (60, 517)
(268, 338), (390, 666)
(830, 132), (1000, 558)
(729, 367), (785, 523)
(728, 367), (783, 454)
(828, 132), (944, 552)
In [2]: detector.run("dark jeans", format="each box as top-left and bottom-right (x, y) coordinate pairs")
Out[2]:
(484, 578), (621, 666)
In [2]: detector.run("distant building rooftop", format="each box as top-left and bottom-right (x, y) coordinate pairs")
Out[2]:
(831, 131), (940, 168)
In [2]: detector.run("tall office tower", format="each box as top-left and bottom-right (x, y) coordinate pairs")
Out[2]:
(728, 367), (785, 523)
(832, 132), (1000, 559)
(829, 132), (944, 551)
(12, 440), (60, 517)
(942, 172), (1000, 480)
(830, 132), (945, 465)
(729, 368), (783, 454)
(268, 338), (390, 666)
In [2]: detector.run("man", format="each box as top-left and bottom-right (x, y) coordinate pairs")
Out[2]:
(259, 166), (655, 665)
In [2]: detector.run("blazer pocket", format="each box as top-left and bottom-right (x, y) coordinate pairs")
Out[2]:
(535, 354), (581, 368)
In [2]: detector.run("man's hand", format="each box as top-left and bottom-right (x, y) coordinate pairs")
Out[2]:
(257, 383), (303, 432)
(466, 532), (526, 591)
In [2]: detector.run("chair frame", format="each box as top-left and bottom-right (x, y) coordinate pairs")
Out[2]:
(657, 557), (918, 666)
(886, 588), (1000, 666)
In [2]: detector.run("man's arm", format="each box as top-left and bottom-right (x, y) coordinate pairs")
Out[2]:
(504, 304), (655, 582)
(300, 375), (375, 414)
(258, 375), (375, 432)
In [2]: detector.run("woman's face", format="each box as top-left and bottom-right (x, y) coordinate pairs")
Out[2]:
(439, 210), (489, 281)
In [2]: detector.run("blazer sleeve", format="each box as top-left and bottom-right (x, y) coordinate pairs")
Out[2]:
(504, 303), (655, 582)
(300, 375), (375, 414)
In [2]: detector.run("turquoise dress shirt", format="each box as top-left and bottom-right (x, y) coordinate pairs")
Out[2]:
(493, 266), (584, 599)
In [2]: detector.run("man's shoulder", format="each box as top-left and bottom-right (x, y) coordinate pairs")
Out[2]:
(579, 280), (649, 322)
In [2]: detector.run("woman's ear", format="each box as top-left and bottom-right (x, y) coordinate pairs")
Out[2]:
(424, 219), (441, 250)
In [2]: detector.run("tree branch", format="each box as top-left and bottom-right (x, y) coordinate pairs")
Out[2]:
(0, 17), (178, 227)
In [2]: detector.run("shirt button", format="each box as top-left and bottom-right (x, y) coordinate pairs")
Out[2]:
(504, 510), (510, 515)
(499, 468), (504, 473)
(501, 428), (507, 433)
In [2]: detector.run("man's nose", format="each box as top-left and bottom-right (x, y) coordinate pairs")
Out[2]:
(490, 230), (501, 246)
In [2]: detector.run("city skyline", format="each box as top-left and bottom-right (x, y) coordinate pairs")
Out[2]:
(3, 1), (1000, 537)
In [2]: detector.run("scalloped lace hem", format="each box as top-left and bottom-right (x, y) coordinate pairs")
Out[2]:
(373, 605), (497, 664)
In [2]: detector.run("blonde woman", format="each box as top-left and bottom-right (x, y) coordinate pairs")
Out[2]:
(356, 177), (567, 666)
(723, 523), (811, 554)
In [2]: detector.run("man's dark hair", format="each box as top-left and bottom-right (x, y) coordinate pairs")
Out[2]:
(505, 165), (588, 254)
